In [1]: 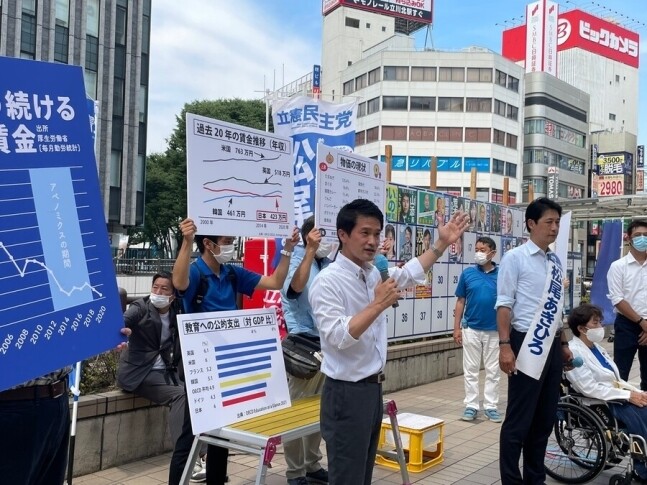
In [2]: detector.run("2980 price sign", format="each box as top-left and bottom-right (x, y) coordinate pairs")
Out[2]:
(598, 176), (624, 197)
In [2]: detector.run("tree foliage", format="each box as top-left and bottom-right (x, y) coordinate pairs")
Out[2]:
(131, 98), (269, 256)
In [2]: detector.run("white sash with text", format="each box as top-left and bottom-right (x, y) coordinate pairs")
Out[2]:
(516, 252), (564, 380)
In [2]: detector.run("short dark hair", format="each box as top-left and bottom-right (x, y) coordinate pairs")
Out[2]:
(567, 303), (603, 337)
(301, 216), (315, 244)
(195, 235), (228, 254)
(476, 236), (496, 251)
(152, 271), (173, 285)
(525, 197), (562, 231)
(336, 199), (384, 242)
(405, 226), (412, 236)
(627, 219), (647, 237)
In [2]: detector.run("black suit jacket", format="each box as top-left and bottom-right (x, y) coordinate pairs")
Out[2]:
(117, 297), (179, 392)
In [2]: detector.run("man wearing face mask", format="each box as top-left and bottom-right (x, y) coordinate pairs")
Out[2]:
(607, 219), (647, 390)
(117, 271), (189, 485)
(453, 236), (501, 423)
(280, 216), (331, 485)
(173, 217), (300, 485)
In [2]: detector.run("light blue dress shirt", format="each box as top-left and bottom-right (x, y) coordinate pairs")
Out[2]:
(280, 245), (329, 337)
(495, 240), (563, 332)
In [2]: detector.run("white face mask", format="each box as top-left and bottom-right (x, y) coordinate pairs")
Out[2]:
(150, 293), (171, 309)
(585, 327), (605, 343)
(474, 251), (490, 266)
(211, 244), (235, 264)
(315, 242), (333, 259)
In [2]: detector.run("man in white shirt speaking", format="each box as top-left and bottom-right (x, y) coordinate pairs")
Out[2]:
(309, 198), (468, 485)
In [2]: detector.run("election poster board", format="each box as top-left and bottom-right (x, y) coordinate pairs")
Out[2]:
(177, 307), (290, 433)
(185, 113), (294, 239)
(272, 96), (357, 228)
(314, 144), (386, 243)
(382, 183), (526, 341)
(0, 57), (124, 391)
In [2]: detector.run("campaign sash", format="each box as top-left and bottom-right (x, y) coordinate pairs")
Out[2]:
(516, 252), (564, 380)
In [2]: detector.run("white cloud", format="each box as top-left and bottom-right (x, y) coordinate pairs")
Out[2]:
(147, 0), (319, 154)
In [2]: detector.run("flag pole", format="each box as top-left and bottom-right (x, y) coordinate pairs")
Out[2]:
(66, 361), (82, 484)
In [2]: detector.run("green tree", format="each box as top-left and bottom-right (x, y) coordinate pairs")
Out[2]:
(131, 98), (270, 256)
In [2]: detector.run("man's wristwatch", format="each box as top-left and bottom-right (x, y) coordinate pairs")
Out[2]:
(430, 244), (443, 258)
(499, 340), (511, 346)
(280, 249), (292, 258)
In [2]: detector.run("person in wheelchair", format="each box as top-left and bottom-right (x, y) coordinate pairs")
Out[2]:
(566, 303), (647, 482)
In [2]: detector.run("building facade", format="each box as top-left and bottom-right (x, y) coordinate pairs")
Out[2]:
(522, 72), (590, 202)
(323, 7), (525, 202)
(0, 0), (150, 235)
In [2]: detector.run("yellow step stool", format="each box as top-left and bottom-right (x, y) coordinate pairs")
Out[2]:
(376, 412), (444, 473)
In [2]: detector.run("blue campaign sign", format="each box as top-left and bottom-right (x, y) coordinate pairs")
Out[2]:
(0, 57), (124, 391)
(464, 157), (491, 173)
(436, 157), (462, 172)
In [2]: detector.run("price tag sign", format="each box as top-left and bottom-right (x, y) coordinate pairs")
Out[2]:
(597, 175), (624, 197)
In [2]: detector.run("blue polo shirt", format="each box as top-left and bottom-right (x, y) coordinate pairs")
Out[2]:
(181, 257), (261, 313)
(455, 264), (498, 331)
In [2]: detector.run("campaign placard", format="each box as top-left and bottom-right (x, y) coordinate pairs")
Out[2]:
(0, 57), (124, 391)
(314, 144), (386, 243)
(177, 308), (290, 433)
(186, 113), (294, 238)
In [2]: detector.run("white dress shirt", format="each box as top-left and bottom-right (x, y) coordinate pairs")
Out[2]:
(607, 252), (647, 319)
(495, 240), (563, 332)
(309, 252), (425, 382)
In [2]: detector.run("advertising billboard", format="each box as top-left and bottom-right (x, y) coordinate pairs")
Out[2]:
(597, 174), (625, 198)
(323, 0), (433, 24)
(503, 8), (639, 69)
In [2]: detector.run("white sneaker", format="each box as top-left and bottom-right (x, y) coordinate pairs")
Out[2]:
(190, 457), (206, 483)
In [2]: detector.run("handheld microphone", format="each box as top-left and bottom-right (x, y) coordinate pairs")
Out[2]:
(373, 254), (398, 308)
(567, 356), (584, 368)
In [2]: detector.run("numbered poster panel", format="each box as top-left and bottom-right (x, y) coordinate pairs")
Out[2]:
(447, 264), (463, 300)
(315, 144), (386, 244)
(186, 113), (294, 238)
(394, 298), (415, 338)
(431, 298), (449, 333)
(431, 263), (449, 298)
(413, 299), (432, 335)
(177, 308), (290, 434)
(0, 58), (124, 391)
(384, 305), (397, 339)
(447, 296), (458, 331)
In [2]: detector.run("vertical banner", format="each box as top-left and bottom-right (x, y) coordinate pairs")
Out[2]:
(547, 166), (559, 199)
(543, 0), (559, 75)
(525, 1), (545, 73)
(638, 145), (645, 193)
(590, 221), (623, 325)
(272, 96), (357, 228)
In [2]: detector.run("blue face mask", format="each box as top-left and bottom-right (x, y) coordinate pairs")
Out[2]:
(632, 235), (647, 252)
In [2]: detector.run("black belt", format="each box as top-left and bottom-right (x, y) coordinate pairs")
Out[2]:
(357, 372), (385, 384)
(0, 379), (67, 401)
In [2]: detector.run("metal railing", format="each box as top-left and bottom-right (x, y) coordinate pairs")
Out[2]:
(113, 258), (243, 275)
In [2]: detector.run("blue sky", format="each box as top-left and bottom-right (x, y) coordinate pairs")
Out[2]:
(148, 0), (646, 154)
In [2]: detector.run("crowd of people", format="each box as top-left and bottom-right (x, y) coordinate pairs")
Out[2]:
(4, 196), (647, 485)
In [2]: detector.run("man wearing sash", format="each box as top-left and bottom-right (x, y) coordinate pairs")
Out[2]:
(495, 198), (572, 484)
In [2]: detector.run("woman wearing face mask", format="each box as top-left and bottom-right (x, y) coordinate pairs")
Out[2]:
(565, 303), (647, 483)
(117, 271), (190, 485)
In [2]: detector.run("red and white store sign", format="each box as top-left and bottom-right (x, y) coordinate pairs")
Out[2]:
(597, 175), (625, 197)
(503, 8), (639, 68)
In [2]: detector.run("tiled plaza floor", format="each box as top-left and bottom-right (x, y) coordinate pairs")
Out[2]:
(75, 338), (638, 484)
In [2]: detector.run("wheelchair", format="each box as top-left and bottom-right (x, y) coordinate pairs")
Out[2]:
(544, 379), (647, 484)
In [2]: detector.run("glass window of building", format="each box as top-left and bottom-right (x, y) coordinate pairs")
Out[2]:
(507, 75), (520, 92)
(505, 162), (517, 178)
(367, 97), (380, 114)
(437, 127), (463, 142)
(467, 68), (492, 82)
(495, 69), (507, 87)
(409, 126), (434, 141)
(86, 0), (100, 37)
(345, 17), (360, 28)
(355, 73), (367, 90)
(410, 96), (435, 111)
(507, 105), (518, 120)
(366, 126), (379, 143)
(355, 130), (366, 146)
(357, 101), (367, 118)
(382, 96), (408, 110)
(493, 129), (505, 145)
(343, 79), (354, 95)
(411, 66), (436, 81)
(383, 66), (409, 81)
(382, 126), (407, 141)
(439, 67), (465, 82)
(466, 97), (492, 112)
(494, 99), (506, 116)
(465, 128), (491, 143)
(368, 67), (381, 85)
(54, 0), (70, 65)
(492, 158), (505, 175)
(21, 0), (37, 59)
(506, 133), (518, 149)
(438, 97), (463, 112)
